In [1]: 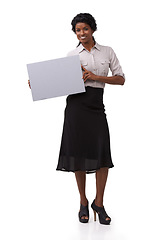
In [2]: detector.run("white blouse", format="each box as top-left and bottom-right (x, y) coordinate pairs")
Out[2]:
(67, 42), (125, 88)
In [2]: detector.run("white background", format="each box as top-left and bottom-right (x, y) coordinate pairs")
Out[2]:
(0, 0), (149, 239)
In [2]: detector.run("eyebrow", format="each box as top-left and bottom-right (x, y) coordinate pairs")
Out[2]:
(76, 26), (88, 30)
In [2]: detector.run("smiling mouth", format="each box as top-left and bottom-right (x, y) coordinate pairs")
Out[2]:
(80, 36), (86, 39)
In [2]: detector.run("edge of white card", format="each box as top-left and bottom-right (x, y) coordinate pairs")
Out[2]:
(27, 55), (85, 101)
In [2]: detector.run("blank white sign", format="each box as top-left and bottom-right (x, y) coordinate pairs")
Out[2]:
(27, 55), (85, 101)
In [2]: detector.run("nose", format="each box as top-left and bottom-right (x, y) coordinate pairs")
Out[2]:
(80, 29), (85, 35)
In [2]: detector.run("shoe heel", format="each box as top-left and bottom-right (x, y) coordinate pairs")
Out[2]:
(93, 210), (96, 221)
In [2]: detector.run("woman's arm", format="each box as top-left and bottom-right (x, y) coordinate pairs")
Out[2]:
(94, 75), (125, 85)
(82, 66), (125, 85)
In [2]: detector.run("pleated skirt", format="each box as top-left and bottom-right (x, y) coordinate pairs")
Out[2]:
(56, 86), (114, 173)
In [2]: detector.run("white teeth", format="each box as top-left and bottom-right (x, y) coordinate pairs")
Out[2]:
(80, 37), (86, 39)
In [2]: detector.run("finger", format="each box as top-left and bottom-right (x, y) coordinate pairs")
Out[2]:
(83, 75), (88, 82)
(81, 65), (87, 72)
(83, 72), (88, 80)
(83, 70), (90, 77)
(83, 71), (90, 78)
(28, 80), (31, 89)
(82, 76), (87, 82)
(83, 73), (89, 82)
(83, 71), (86, 78)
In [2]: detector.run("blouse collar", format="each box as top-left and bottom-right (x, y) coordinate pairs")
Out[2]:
(76, 42), (101, 53)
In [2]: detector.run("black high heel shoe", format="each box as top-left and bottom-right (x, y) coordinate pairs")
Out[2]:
(79, 202), (89, 223)
(91, 200), (111, 225)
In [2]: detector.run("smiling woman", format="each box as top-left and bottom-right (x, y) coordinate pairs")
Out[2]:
(56, 13), (125, 225)
(72, 13), (97, 49)
(75, 23), (94, 49)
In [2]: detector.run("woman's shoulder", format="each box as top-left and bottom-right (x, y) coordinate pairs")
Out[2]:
(95, 43), (116, 59)
(67, 49), (78, 57)
(96, 42), (113, 52)
(67, 44), (84, 57)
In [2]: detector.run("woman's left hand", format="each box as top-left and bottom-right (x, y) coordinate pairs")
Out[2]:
(81, 65), (97, 82)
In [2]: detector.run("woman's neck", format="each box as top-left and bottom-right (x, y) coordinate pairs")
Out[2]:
(82, 39), (95, 52)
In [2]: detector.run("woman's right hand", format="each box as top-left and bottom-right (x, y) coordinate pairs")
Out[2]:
(28, 80), (31, 89)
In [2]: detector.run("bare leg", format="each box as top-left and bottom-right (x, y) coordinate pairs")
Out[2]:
(95, 167), (110, 221)
(75, 171), (88, 220)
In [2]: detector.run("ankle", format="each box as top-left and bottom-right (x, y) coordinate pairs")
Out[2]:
(95, 198), (103, 208)
(80, 197), (88, 206)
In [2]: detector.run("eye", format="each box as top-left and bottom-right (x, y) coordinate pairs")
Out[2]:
(84, 27), (88, 31)
(76, 29), (80, 32)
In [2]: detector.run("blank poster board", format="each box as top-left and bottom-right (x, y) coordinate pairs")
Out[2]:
(27, 55), (85, 101)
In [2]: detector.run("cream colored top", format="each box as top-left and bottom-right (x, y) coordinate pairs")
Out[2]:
(67, 42), (125, 88)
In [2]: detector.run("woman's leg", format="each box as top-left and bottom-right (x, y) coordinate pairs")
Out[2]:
(95, 167), (110, 221)
(75, 171), (88, 220)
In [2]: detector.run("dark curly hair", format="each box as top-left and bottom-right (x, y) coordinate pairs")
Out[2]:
(71, 13), (97, 33)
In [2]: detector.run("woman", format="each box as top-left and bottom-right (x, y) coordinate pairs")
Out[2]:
(56, 13), (125, 224)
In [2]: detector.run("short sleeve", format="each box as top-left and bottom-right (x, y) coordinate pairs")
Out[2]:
(109, 47), (125, 80)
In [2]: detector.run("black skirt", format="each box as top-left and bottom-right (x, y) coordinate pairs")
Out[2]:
(56, 86), (114, 173)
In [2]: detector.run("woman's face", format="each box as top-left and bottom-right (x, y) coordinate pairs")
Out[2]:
(75, 22), (94, 45)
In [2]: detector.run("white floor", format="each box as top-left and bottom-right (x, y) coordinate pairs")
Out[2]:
(1, 167), (148, 240)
